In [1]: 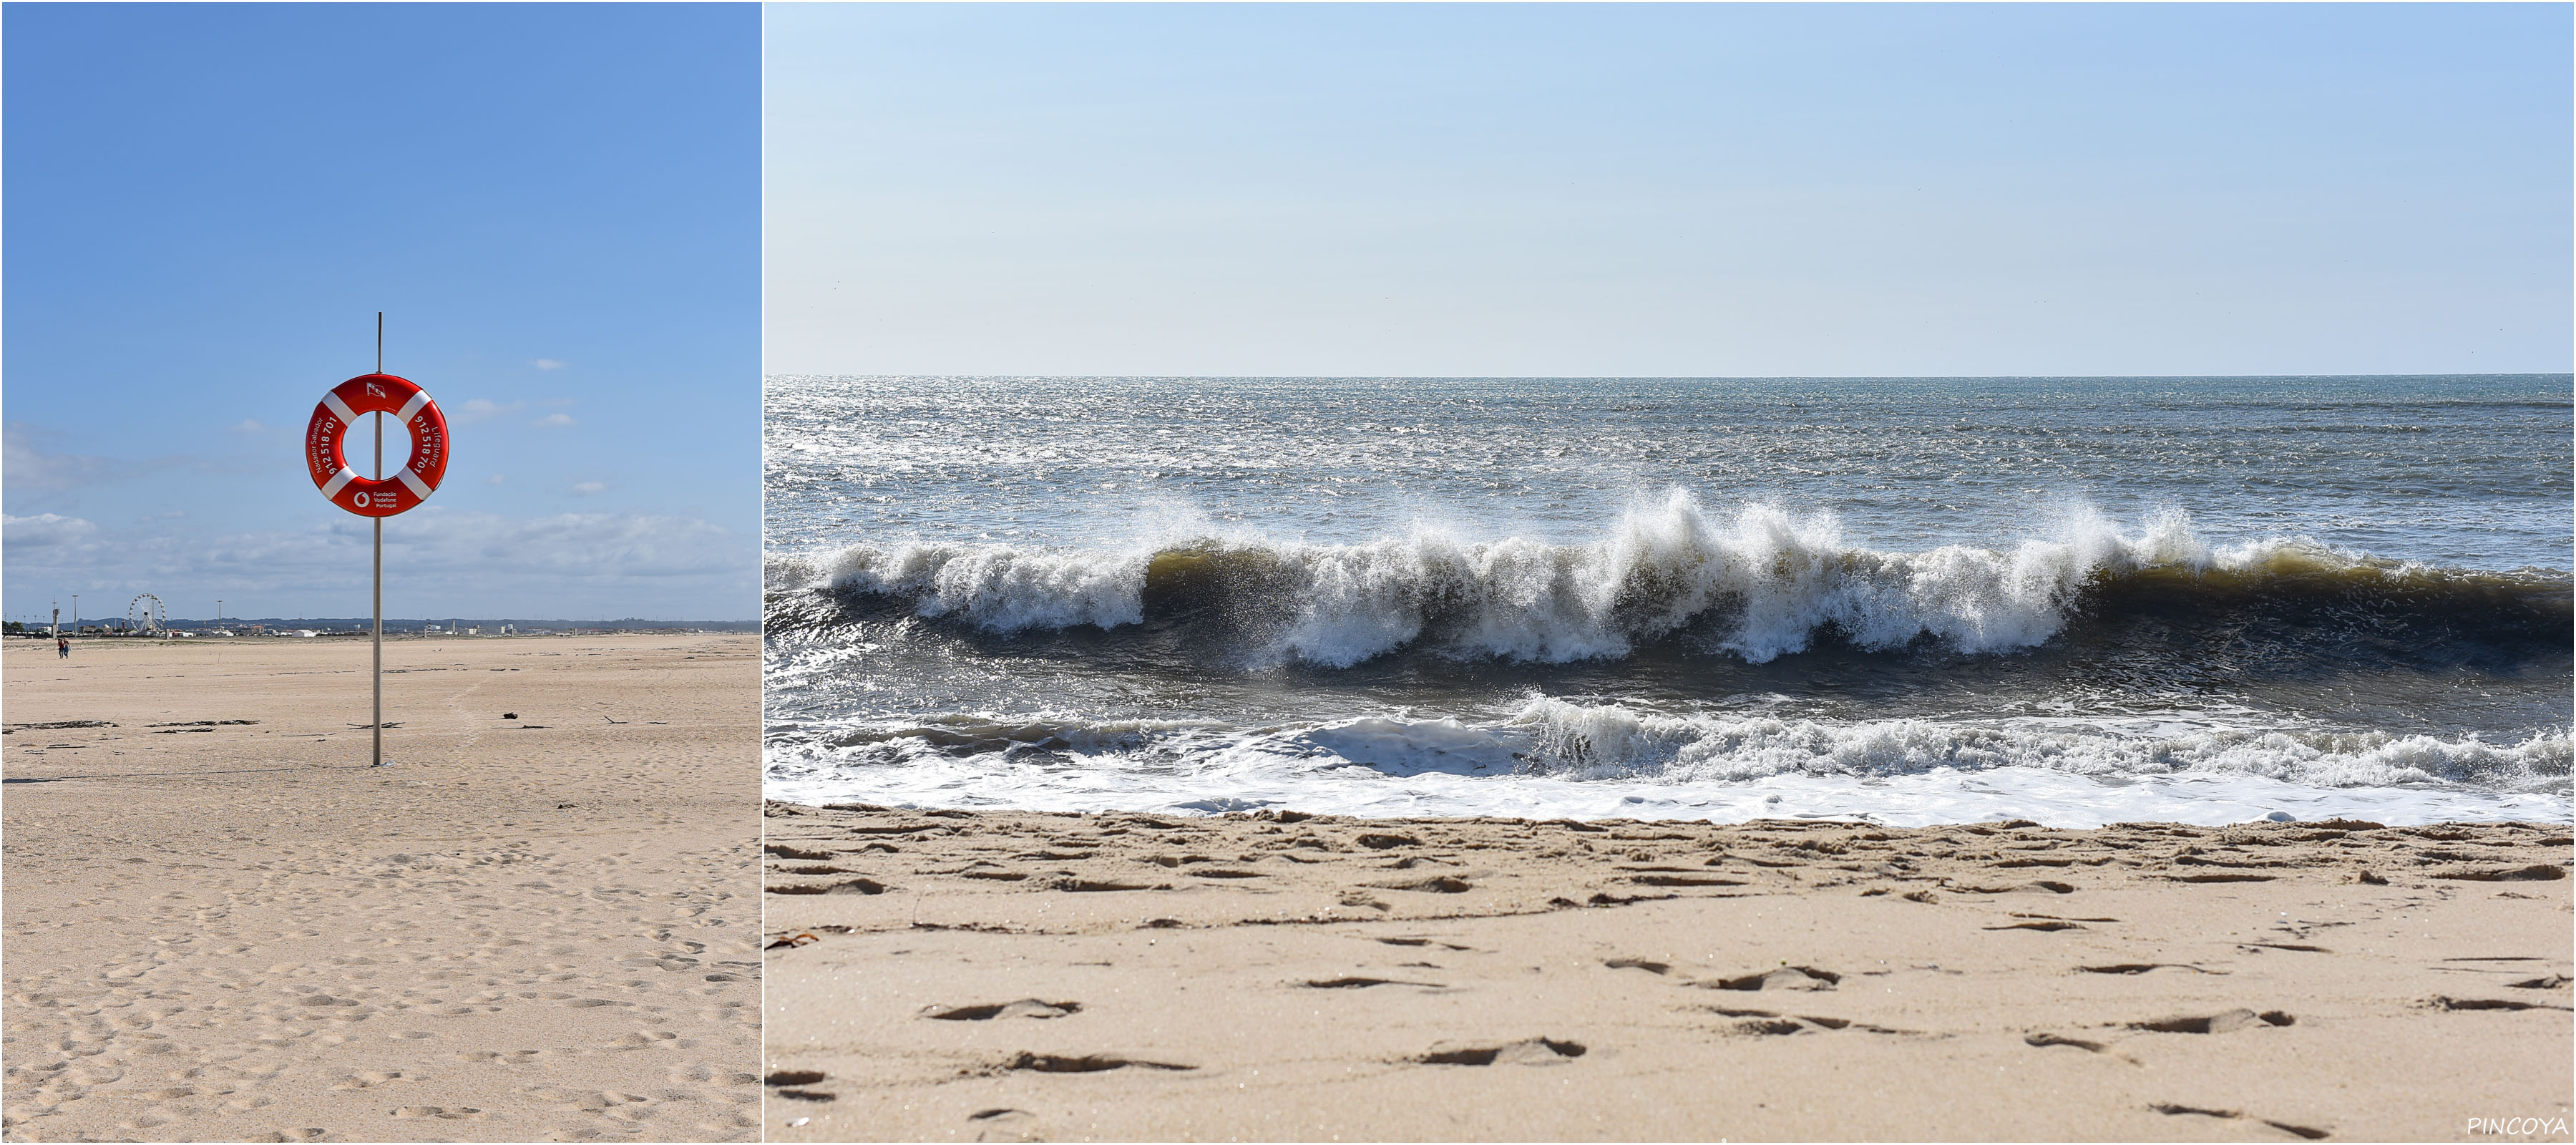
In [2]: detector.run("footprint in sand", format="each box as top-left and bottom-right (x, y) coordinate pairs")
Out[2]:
(389, 1106), (489, 1121)
(2026, 1032), (2117, 1054)
(2081, 963), (2218, 975)
(609, 1030), (675, 1048)
(2127, 1009), (2296, 1033)
(2427, 996), (2575, 1013)
(1700, 966), (1839, 992)
(1004, 1053), (1194, 1073)
(968, 1107), (1043, 1143)
(1377, 937), (1474, 951)
(1303, 977), (1444, 990)
(1414, 1038), (1586, 1066)
(1055, 878), (1160, 892)
(2429, 864), (2565, 882)
(924, 1000), (1080, 1020)
(1371, 875), (1473, 894)
(766, 878), (886, 896)
(2150, 1103), (2330, 1139)
(1711, 1008), (1918, 1037)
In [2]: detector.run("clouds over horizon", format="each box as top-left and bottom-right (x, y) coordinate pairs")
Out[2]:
(6, 410), (746, 619)
(4, 421), (270, 498)
(4, 505), (752, 620)
(3, 512), (103, 551)
(4, 423), (114, 492)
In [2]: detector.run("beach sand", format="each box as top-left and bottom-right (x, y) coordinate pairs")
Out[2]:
(1, 633), (761, 1143)
(763, 803), (2571, 1142)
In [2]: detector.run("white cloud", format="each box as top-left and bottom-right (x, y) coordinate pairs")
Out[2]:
(487, 474), (506, 484)
(230, 419), (266, 434)
(571, 481), (606, 496)
(457, 399), (524, 423)
(534, 359), (567, 371)
(4, 424), (112, 491)
(535, 413), (576, 428)
(2, 512), (101, 550)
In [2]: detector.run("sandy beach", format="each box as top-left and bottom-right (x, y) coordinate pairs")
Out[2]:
(763, 803), (2571, 1142)
(1, 633), (761, 1143)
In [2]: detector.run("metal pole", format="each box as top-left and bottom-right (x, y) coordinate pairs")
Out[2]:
(372, 313), (384, 769)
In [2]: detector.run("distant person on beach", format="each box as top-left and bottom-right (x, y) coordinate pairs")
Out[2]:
(57, 637), (69, 658)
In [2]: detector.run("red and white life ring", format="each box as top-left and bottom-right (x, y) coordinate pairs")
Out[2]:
(304, 374), (449, 517)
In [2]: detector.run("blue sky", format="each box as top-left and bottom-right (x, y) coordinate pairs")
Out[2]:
(766, 3), (2572, 377)
(5, 3), (758, 623)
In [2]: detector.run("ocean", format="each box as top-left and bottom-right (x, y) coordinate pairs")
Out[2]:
(762, 375), (2572, 827)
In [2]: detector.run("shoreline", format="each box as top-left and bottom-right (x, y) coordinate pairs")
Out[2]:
(754, 773), (2576, 832)
(763, 802), (2572, 1141)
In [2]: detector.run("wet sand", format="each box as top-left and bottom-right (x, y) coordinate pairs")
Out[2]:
(1, 633), (761, 1143)
(763, 804), (2570, 1142)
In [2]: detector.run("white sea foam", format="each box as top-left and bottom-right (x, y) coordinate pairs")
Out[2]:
(1504, 698), (2570, 789)
(762, 703), (2571, 829)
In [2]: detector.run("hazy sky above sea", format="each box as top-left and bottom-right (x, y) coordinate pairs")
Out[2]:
(4, 4), (758, 623)
(766, 3), (2572, 377)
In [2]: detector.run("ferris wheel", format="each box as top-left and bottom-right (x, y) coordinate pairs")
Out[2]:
(128, 594), (165, 635)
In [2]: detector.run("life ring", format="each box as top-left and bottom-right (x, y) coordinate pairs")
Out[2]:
(304, 374), (449, 517)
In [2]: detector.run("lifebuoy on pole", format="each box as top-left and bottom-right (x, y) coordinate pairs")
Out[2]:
(304, 373), (448, 516)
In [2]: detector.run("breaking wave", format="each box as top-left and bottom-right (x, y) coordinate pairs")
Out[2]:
(764, 491), (2570, 668)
